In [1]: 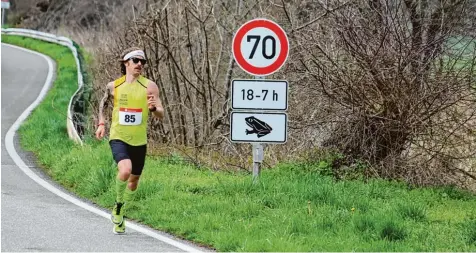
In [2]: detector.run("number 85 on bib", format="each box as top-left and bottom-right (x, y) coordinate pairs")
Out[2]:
(119, 108), (143, 125)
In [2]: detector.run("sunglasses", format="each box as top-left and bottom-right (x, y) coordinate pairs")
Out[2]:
(129, 57), (147, 65)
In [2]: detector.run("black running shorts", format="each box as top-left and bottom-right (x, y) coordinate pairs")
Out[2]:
(109, 139), (147, 176)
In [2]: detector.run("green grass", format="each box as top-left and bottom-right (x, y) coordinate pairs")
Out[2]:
(397, 201), (427, 222)
(3, 34), (476, 252)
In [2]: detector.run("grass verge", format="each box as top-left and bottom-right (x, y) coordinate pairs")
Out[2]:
(2, 34), (476, 252)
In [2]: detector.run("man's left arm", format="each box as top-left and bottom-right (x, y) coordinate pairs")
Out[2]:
(147, 81), (165, 119)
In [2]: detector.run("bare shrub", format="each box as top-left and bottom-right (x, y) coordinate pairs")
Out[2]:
(290, 0), (476, 186)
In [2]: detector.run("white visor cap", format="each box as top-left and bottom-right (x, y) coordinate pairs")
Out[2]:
(123, 50), (146, 61)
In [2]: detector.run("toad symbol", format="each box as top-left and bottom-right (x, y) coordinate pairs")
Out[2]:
(245, 116), (272, 138)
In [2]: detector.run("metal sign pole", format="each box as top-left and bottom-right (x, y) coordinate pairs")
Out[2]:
(252, 142), (264, 184)
(252, 75), (265, 184)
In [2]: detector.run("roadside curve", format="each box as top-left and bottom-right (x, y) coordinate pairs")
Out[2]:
(1, 43), (209, 252)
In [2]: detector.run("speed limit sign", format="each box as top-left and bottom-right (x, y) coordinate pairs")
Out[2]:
(232, 18), (289, 76)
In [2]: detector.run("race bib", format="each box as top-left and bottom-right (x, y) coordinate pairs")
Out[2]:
(119, 108), (142, 125)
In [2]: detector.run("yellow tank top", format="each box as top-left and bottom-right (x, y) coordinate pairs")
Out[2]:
(109, 75), (149, 146)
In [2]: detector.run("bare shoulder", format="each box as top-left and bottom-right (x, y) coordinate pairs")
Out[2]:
(146, 79), (159, 93)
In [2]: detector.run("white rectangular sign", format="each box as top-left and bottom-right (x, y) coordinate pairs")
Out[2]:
(231, 79), (288, 110)
(230, 111), (287, 143)
(1, 0), (10, 9)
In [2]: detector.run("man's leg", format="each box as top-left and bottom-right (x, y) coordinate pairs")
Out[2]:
(111, 159), (132, 234)
(123, 175), (140, 206)
(109, 140), (132, 226)
(122, 144), (146, 213)
(112, 159), (133, 234)
(113, 144), (146, 234)
(116, 159), (132, 203)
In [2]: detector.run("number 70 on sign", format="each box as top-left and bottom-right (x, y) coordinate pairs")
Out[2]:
(246, 35), (277, 60)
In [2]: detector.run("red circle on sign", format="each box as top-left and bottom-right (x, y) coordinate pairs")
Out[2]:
(232, 19), (289, 76)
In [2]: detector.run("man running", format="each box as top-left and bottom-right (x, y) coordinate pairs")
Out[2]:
(95, 47), (164, 234)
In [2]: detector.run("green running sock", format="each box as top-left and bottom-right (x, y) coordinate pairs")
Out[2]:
(115, 178), (128, 203)
(124, 187), (137, 204)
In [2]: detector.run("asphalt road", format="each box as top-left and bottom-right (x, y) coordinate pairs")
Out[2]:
(1, 43), (207, 252)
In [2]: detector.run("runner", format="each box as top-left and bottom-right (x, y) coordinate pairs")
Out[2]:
(95, 47), (164, 234)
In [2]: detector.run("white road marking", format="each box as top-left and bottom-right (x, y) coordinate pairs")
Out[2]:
(2, 43), (204, 253)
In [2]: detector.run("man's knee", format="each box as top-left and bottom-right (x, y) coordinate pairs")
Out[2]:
(118, 159), (132, 180)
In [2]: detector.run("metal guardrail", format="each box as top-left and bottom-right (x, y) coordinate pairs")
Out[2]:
(2, 28), (84, 145)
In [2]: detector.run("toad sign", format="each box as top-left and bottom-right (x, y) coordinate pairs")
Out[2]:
(245, 116), (272, 138)
(232, 18), (289, 76)
(230, 112), (287, 143)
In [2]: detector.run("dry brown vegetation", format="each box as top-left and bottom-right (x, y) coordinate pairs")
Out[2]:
(10, 0), (476, 189)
